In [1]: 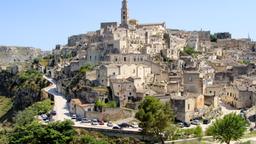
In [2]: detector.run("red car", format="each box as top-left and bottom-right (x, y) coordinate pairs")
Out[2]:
(98, 120), (104, 125)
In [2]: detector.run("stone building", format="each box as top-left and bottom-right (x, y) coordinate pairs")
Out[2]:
(213, 72), (234, 85)
(171, 93), (204, 122)
(222, 85), (254, 109)
(217, 39), (253, 51)
(220, 76), (256, 109)
(120, 0), (129, 28)
(180, 56), (198, 70)
(69, 99), (95, 118)
(187, 31), (211, 52)
(110, 79), (136, 107)
(103, 53), (149, 64)
(214, 32), (232, 39)
(97, 63), (151, 88)
(161, 48), (180, 60)
(183, 71), (203, 94)
(204, 85), (222, 108)
(171, 96), (195, 122)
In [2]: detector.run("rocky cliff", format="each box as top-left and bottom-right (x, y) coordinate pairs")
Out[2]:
(0, 70), (49, 111)
(0, 46), (44, 65)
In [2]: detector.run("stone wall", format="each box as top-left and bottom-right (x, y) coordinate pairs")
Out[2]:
(85, 108), (132, 121)
(183, 71), (203, 94)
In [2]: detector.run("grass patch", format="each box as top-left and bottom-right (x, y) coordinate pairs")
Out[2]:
(182, 47), (200, 58)
(79, 64), (94, 74)
(95, 100), (117, 108)
(39, 58), (49, 67)
(0, 96), (12, 118)
(243, 131), (256, 139)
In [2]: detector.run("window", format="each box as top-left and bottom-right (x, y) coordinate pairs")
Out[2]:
(189, 77), (192, 82)
(117, 92), (119, 96)
(124, 57), (127, 61)
(118, 85), (120, 87)
(115, 58), (118, 61)
(188, 104), (190, 110)
(129, 92), (132, 95)
(113, 72), (115, 75)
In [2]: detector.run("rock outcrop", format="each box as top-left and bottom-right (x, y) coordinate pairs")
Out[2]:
(0, 46), (44, 65)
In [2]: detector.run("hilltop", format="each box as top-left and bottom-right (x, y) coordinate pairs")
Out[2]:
(0, 46), (49, 66)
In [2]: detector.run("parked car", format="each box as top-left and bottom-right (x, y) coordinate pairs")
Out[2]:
(99, 121), (104, 125)
(177, 122), (184, 128)
(203, 119), (211, 124)
(71, 114), (76, 119)
(131, 122), (139, 128)
(92, 119), (98, 122)
(118, 123), (131, 128)
(183, 122), (191, 127)
(107, 122), (113, 127)
(44, 119), (50, 123)
(191, 119), (200, 125)
(76, 116), (82, 121)
(51, 110), (57, 116)
(240, 108), (247, 113)
(81, 118), (89, 123)
(112, 126), (121, 130)
(41, 114), (48, 121)
(91, 121), (98, 125)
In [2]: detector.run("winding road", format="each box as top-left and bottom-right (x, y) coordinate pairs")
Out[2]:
(43, 76), (70, 121)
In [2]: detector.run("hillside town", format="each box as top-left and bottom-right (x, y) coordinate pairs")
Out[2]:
(26, 0), (256, 128)
(1, 0), (256, 143)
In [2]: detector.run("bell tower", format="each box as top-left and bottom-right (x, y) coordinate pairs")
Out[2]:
(121, 0), (129, 28)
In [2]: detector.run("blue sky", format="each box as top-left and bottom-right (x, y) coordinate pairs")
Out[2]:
(0, 0), (255, 50)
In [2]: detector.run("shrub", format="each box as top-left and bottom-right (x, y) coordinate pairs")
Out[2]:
(80, 64), (94, 73)
(15, 99), (53, 127)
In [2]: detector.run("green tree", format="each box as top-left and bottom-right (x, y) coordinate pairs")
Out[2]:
(79, 64), (94, 73)
(15, 99), (53, 127)
(10, 120), (75, 144)
(183, 47), (196, 56)
(206, 113), (248, 144)
(135, 96), (174, 144)
(210, 34), (217, 42)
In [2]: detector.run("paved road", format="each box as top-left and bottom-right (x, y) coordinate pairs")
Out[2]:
(73, 120), (141, 132)
(43, 76), (71, 121)
(231, 137), (256, 144)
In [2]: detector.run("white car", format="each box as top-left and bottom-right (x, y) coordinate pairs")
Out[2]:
(71, 114), (76, 119)
(131, 122), (139, 128)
